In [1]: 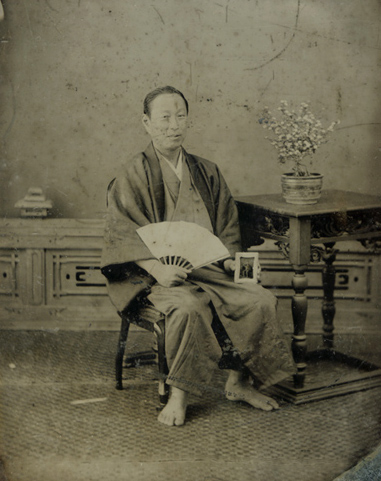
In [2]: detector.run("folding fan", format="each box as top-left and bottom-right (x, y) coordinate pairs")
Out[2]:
(136, 221), (230, 270)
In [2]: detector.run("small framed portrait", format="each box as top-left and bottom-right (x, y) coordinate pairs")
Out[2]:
(234, 252), (260, 284)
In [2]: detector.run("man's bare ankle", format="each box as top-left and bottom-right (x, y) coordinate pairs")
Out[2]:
(170, 386), (188, 401)
(226, 369), (248, 387)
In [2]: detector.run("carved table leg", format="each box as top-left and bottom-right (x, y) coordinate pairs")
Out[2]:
(321, 244), (337, 349)
(287, 218), (311, 389)
(291, 269), (308, 388)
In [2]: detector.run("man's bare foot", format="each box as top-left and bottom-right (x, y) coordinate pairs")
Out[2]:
(225, 370), (279, 411)
(158, 386), (188, 426)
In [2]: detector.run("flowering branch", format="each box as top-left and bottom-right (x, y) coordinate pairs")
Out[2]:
(259, 101), (340, 176)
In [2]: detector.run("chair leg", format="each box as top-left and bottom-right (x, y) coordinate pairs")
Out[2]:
(154, 320), (169, 405)
(115, 313), (130, 390)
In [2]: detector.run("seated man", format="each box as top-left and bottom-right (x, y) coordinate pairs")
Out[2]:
(101, 86), (296, 426)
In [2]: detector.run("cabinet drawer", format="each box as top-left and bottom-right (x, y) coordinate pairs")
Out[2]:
(0, 250), (19, 299)
(46, 250), (109, 305)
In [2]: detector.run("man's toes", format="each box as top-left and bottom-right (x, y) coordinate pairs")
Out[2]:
(244, 392), (279, 411)
(259, 401), (274, 411)
(174, 416), (185, 426)
(158, 409), (185, 426)
(267, 398), (279, 410)
(160, 416), (174, 426)
(158, 411), (173, 426)
(256, 395), (279, 411)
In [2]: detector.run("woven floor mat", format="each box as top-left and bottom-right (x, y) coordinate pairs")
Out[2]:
(1, 330), (380, 481)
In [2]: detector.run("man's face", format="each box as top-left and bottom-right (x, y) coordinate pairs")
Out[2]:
(142, 94), (188, 155)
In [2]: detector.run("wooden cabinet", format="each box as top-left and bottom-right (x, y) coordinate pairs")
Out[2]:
(0, 219), (119, 329)
(0, 218), (379, 330)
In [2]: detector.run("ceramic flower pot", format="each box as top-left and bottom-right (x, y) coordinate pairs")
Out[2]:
(281, 173), (323, 205)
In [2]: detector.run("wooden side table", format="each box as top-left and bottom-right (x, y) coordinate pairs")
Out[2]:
(237, 190), (381, 403)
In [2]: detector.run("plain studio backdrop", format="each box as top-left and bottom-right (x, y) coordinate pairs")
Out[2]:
(0, 0), (380, 218)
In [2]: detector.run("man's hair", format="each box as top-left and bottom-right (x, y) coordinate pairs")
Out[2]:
(143, 86), (189, 117)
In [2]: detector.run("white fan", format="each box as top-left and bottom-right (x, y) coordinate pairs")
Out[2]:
(137, 221), (230, 269)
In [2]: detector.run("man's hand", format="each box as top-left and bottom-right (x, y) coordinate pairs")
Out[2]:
(223, 259), (236, 276)
(150, 263), (191, 288)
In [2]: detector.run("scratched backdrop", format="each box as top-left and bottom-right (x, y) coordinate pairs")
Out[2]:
(0, 0), (380, 218)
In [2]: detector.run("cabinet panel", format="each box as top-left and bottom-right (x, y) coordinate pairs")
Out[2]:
(0, 250), (20, 301)
(46, 250), (109, 305)
(21, 249), (45, 305)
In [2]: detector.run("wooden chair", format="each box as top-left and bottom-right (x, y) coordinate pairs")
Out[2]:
(113, 292), (242, 407)
(115, 301), (169, 405)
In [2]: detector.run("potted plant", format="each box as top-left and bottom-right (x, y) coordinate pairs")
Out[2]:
(259, 100), (340, 204)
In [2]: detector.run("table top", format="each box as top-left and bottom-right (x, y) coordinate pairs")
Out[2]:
(236, 190), (381, 218)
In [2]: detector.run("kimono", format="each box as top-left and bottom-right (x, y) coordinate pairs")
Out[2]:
(101, 143), (296, 395)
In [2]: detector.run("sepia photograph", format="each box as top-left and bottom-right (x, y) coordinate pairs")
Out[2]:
(234, 252), (260, 283)
(0, 1), (381, 481)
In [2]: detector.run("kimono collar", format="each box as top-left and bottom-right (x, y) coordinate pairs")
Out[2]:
(142, 143), (216, 228)
(155, 147), (183, 180)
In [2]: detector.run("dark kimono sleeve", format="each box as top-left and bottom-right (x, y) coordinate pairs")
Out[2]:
(101, 156), (159, 269)
(100, 155), (158, 312)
